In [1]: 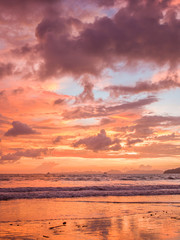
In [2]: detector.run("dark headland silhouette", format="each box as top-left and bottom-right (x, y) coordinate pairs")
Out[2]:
(164, 167), (180, 174)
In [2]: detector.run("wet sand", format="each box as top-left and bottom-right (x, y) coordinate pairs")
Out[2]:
(1, 195), (180, 240)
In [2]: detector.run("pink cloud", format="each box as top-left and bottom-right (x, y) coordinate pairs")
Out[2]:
(105, 75), (180, 96)
(0, 148), (49, 163)
(73, 129), (121, 151)
(4, 121), (39, 137)
(75, 78), (94, 103)
(0, 114), (10, 125)
(0, 0), (180, 169)
(133, 143), (180, 157)
(33, 0), (180, 79)
(54, 98), (66, 105)
(155, 133), (180, 141)
(0, 0), (59, 21)
(33, 161), (58, 173)
(12, 87), (24, 95)
(126, 138), (143, 146)
(116, 115), (180, 139)
(52, 136), (62, 144)
(63, 96), (157, 119)
(0, 62), (14, 80)
(135, 115), (180, 127)
(100, 117), (115, 125)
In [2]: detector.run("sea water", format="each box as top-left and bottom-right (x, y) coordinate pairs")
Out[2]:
(0, 173), (180, 200)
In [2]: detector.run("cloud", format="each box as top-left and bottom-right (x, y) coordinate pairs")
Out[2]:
(54, 98), (66, 105)
(139, 164), (152, 170)
(0, 0), (180, 168)
(75, 77), (94, 103)
(0, 90), (5, 96)
(0, 0), (59, 21)
(52, 136), (62, 144)
(33, 161), (58, 173)
(135, 115), (180, 127)
(155, 133), (180, 141)
(0, 148), (49, 163)
(118, 114), (180, 138)
(4, 121), (39, 137)
(127, 138), (143, 146)
(73, 129), (121, 151)
(34, 0), (180, 78)
(118, 122), (154, 138)
(105, 74), (180, 96)
(63, 96), (157, 119)
(12, 44), (33, 56)
(0, 62), (14, 79)
(133, 143), (180, 157)
(0, 114), (10, 125)
(94, 0), (116, 7)
(100, 117), (115, 125)
(12, 87), (24, 95)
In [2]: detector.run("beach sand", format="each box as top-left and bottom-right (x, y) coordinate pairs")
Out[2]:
(0, 195), (180, 240)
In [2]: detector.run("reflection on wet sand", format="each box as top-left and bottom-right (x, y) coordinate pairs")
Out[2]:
(0, 196), (180, 240)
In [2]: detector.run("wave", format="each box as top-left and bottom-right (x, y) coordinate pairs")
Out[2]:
(1, 173), (180, 183)
(1, 184), (180, 200)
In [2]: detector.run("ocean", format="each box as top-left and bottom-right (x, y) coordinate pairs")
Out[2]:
(1, 173), (180, 201)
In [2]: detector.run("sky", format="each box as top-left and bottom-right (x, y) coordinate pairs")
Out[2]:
(0, 0), (180, 174)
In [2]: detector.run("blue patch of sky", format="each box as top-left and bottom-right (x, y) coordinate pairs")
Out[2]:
(92, 67), (159, 101)
(69, 118), (98, 126)
(93, 88), (109, 100)
(55, 77), (82, 96)
(106, 67), (160, 86)
(149, 88), (180, 116)
(102, 7), (118, 18)
(89, 67), (164, 101)
(55, 65), (171, 104)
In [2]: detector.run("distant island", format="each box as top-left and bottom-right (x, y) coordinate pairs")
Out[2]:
(164, 167), (180, 174)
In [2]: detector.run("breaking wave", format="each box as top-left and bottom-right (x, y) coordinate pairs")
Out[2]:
(1, 184), (180, 200)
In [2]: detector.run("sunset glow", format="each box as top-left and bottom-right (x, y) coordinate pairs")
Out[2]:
(0, 0), (180, 173)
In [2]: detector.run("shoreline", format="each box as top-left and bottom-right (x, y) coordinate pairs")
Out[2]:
(1, 195), (180, 239)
